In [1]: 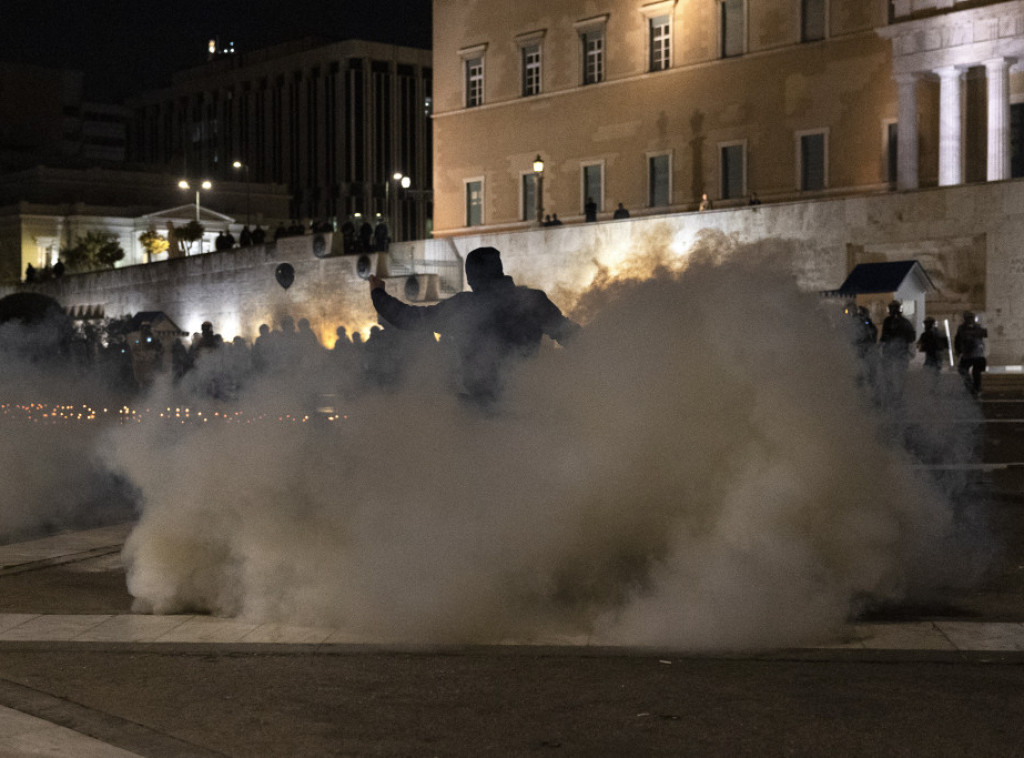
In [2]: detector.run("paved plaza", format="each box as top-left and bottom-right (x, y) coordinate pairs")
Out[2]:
(0, 377), (1021, 756)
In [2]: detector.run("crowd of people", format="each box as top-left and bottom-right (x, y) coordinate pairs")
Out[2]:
(204, 216), (391, 255)
(23, 260), (65, 283)
(121, 247), (578, 407)
(846, 300), (988, 398)
(143, 314), (439, 402)
(6, 245), (996, 411)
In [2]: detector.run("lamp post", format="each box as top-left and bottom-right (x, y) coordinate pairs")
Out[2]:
(386, 172), (410, 242)
(397, 173), (411, 242)
(533, 155), (544, 224)
(232, 161), (251, 227)
(178, 179), (212, 222)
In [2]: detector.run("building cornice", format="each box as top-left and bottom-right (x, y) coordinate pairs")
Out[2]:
(878, 0), (1024, 74)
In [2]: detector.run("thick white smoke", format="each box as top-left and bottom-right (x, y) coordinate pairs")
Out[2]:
(0, 320), (138, 542)
(109, 235), (985, 649)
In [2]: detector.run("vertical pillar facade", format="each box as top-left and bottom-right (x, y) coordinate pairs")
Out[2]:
(937, 65), (964, 186)
(985, 57), (1014, 182)
(896, 73), (920, 190)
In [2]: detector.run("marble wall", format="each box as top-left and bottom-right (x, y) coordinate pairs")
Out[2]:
(6, 181), (1024, 363)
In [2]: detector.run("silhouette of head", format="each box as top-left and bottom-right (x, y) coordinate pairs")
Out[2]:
(888, 300), (901, 315)
(963, 311), (976, 323)
(465, 247), (505, 291)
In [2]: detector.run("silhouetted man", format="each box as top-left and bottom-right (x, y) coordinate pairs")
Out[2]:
(954, 310), (988, 396)
(368, 246), (578, 402)
(879, 300), (916, 400)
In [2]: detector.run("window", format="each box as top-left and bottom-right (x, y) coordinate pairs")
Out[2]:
(648, 153), (671, 207)
(465, 57), (483, 107)
(886, 121), (898, 187)
(575, 15), (609, 85)
(466, 179), (483, 226)
(1012, 103), (1024, 178)
(582, 162), (604, 213)
(522, 44), (541, 96)
(720, 142), (746, 200)
(649, 15), (671, 72)
(582, 30), (605, 84)
(522, 173), (538, 221)
(798, 130), (827, 191)
(801, 0), (826, 42)
(721, 0), (745, 58)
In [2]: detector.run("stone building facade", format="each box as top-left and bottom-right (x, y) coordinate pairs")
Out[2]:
(128, 38), (433, 242)
(431, 0), (1024, 235)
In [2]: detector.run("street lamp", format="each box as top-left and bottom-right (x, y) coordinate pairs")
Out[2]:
(533, 155), (544, 224)
(386, 172), (411, 242)
(178, 179), (212, 222)
(232, 161), (251, 227)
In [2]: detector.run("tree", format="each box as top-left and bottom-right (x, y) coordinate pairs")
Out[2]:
(169, 220), (205, 255)
(61, 231), (125, 272)
(139, 230), (170, 262)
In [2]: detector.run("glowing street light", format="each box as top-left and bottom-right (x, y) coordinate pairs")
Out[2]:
(386, 172), (412, 242)
(178, 179), (212, 222)
(533, 155), (545, 224)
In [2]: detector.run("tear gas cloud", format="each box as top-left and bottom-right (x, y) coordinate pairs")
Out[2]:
(0, 319), (139, 542)
(2, 234), (988, 649)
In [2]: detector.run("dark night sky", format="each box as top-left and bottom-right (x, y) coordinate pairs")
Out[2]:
(0, 0), (432, 103)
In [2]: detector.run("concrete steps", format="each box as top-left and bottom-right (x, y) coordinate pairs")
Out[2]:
(983, 369), (1024, 399)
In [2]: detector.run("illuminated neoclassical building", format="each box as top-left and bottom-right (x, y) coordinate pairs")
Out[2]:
(431, 0), (1024, 235)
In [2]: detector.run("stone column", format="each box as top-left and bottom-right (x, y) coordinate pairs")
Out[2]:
(937, 66), (964, 186)
(985, 57), (1014, 182)
(896, 73), (920, 190)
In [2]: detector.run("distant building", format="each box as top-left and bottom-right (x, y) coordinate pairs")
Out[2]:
(0, 62), (131, 169)
(0, 166), (290, 283)
(128, 37), (433, 241)
(431, 0), (1024, 235)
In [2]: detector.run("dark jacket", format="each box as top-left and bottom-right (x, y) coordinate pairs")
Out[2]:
(371, 275), (577, 399)
(954, 321), (987, 360)
(879, 313), (915, 359)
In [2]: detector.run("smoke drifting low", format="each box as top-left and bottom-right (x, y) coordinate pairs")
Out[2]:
(0, 320), (138, 542)
(102, 236), (986, 648)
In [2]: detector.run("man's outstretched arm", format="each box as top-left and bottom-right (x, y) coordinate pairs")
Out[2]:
(368, 275), (440, 331)
(534, 291), (580, 345)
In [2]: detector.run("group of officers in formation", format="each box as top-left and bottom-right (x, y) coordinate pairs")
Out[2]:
(847, 300), (989, 396)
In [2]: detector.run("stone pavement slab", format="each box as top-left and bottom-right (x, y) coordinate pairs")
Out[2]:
(0, 704), (143, 757)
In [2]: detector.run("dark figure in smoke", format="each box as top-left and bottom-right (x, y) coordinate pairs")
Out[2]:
(917, 317), (949, 373)
(844, 302), (878, 387)
(368, 246), (578, 402)
(878, 300), (915, 399)
(954, 310), (988, 396)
